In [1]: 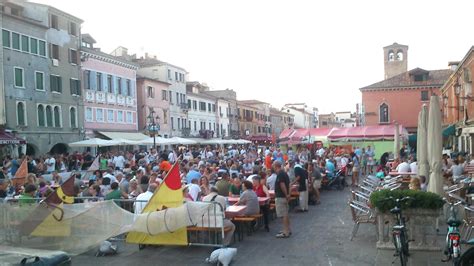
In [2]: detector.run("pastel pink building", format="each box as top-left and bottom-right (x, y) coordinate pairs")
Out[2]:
(136, 77), (171, 137)
(80, 35), (139, 138)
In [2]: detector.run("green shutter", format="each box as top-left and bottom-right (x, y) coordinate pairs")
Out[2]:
(2, 30), (10, 48)
(12, 32), (19, 50)
(21, 35), (29, 52)
(14, 68), (23, 87)
(38, 41), (46, 56)
(30, 38), (38, 54)
(38, 105), (45, 127)
(36, 72), (43, 90)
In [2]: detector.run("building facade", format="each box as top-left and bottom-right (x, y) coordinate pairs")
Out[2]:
(186, 85), (218, 138)
(80, 35), (139, 138)
(134, 54), (188, 137)
(203, 88), (239, 138)
(270, 107), (294, 138)
(441, 47), (474, 154)
(1, 1), (83, 155)
(238, 100), (272, 142)
(360, 43), (452, 133)
(282, 104), (314, 129)
(136, 77), (171, 138)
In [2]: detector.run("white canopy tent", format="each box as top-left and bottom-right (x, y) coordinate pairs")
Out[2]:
(68, 138), (122, 147)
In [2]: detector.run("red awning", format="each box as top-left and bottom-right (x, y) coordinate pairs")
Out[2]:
(248, 135), (272, 141)
(0, 131), (26, 145)
(327, 125), (408, 141)
(278, 128), (296, 140)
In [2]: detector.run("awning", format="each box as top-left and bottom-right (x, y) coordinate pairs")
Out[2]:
(442, 125), (456, 137)
(98, 131), (150, 141)
(247, 135), (272, 141)
(328, 125), (408, 141)
(0, 131), (26, 145)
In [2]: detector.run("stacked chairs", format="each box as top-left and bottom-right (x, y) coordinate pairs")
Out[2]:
(348, 174), (404, 240)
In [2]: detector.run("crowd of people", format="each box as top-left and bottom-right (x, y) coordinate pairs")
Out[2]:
(7, 142), (471, 241)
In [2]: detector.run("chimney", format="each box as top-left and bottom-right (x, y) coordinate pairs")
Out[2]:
(448, 61), (460, 71)
(121, 47), (128, 57)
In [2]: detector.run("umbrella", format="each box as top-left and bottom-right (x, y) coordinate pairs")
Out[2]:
(236, 139), (252, 145)
(427, 96), (443, 195)
(135, 137), (167, 145)
(394, 122), (400, 160)
(166, 137), (197, 145)
(417, 105), (429, 179)
(68, 138), (120, 147)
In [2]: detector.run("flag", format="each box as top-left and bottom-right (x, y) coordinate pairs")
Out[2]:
(12, 159), (28, 187)
(19, 173), (76, 236)
(126, 162), (187, 245)
(87, 155), (100, 172)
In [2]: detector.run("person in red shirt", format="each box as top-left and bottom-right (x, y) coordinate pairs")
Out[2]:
(265, 154), (272, 170)
(252, 174), (270, 232)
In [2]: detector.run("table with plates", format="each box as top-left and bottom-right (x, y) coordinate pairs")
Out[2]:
(225, 205), (247, 219)
(227, 196), (270, 206)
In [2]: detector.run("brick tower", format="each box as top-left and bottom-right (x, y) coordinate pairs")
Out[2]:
(383, 42), (408, 79)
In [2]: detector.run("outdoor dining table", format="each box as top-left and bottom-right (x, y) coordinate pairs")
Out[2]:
(388, 171), (413, 177)
(226, 196), (270, 206)
(268, 185), (299, 198)
(225, 205), (247, 219)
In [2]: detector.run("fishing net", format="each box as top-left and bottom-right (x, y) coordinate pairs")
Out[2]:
(0, 200), (223, 255)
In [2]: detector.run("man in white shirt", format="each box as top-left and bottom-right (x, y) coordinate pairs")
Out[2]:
(112, 152), (126, 170)
(202, 186), (235, 246)
(396, 158), (411, 173)
(410, 158), (418, 176)
(266, 170), (277, 190)
(45, 155), (56, 174)
(187, 179), (201, 201)
(168, 150), (176, 164)
(134, 183), (157, 214)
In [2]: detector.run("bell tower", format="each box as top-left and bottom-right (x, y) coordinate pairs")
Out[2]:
(383, 42), (408, 79)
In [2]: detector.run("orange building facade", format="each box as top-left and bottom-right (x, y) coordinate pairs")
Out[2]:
(441, 47), (474, 154)
(360, 68), (451, 133)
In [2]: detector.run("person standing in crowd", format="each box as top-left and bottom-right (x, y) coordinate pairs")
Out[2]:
(292, 163), (308, 212)
(273, 160), (291, 238)
(309, 161), (322, 205)
(112, 152), (126, 171)
(365, 146), (375, 175)
(351, 152), (360, 187)
(45, 154), (56, 174)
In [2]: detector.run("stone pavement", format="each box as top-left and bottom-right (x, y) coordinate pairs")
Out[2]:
(73, 185), (447, 266)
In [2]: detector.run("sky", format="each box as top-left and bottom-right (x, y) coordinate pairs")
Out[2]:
(36, 0), (474, 114)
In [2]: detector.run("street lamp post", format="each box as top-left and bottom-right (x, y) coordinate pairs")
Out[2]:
(147, 108), (160, 150)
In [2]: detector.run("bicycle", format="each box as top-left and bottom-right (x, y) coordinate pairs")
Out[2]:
(442, 199), (463, 265)
(383, 196), (412, 266)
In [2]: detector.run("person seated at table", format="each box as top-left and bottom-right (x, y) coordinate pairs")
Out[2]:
(252, 175), (270, 231)
(235, 180), (260, 215)
(229, 175), (241, 196)
(449, 159), (466, 183)
(199, 176), (211, 197)
(202, 186), (236, 246)
(409, 178), (421, 190)
(395, 158), (411, 173)
(252, 175), (270, 198)
(216, 171), (231, 197)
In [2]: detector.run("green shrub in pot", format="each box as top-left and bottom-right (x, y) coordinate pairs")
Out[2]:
(369, 189), (444, 213)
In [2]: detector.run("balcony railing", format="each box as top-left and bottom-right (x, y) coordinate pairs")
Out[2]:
(85, 90), (95, 102)
(117, 95), (125, 105)
(180, 103), (189, 111)
(107, 93), (116, 104)
(126, 96), (135, 106)
(96, 91), (106, 103)
(181, 127), (191, 137)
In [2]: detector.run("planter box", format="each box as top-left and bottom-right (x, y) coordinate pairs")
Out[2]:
(375, 208), (443, 251)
